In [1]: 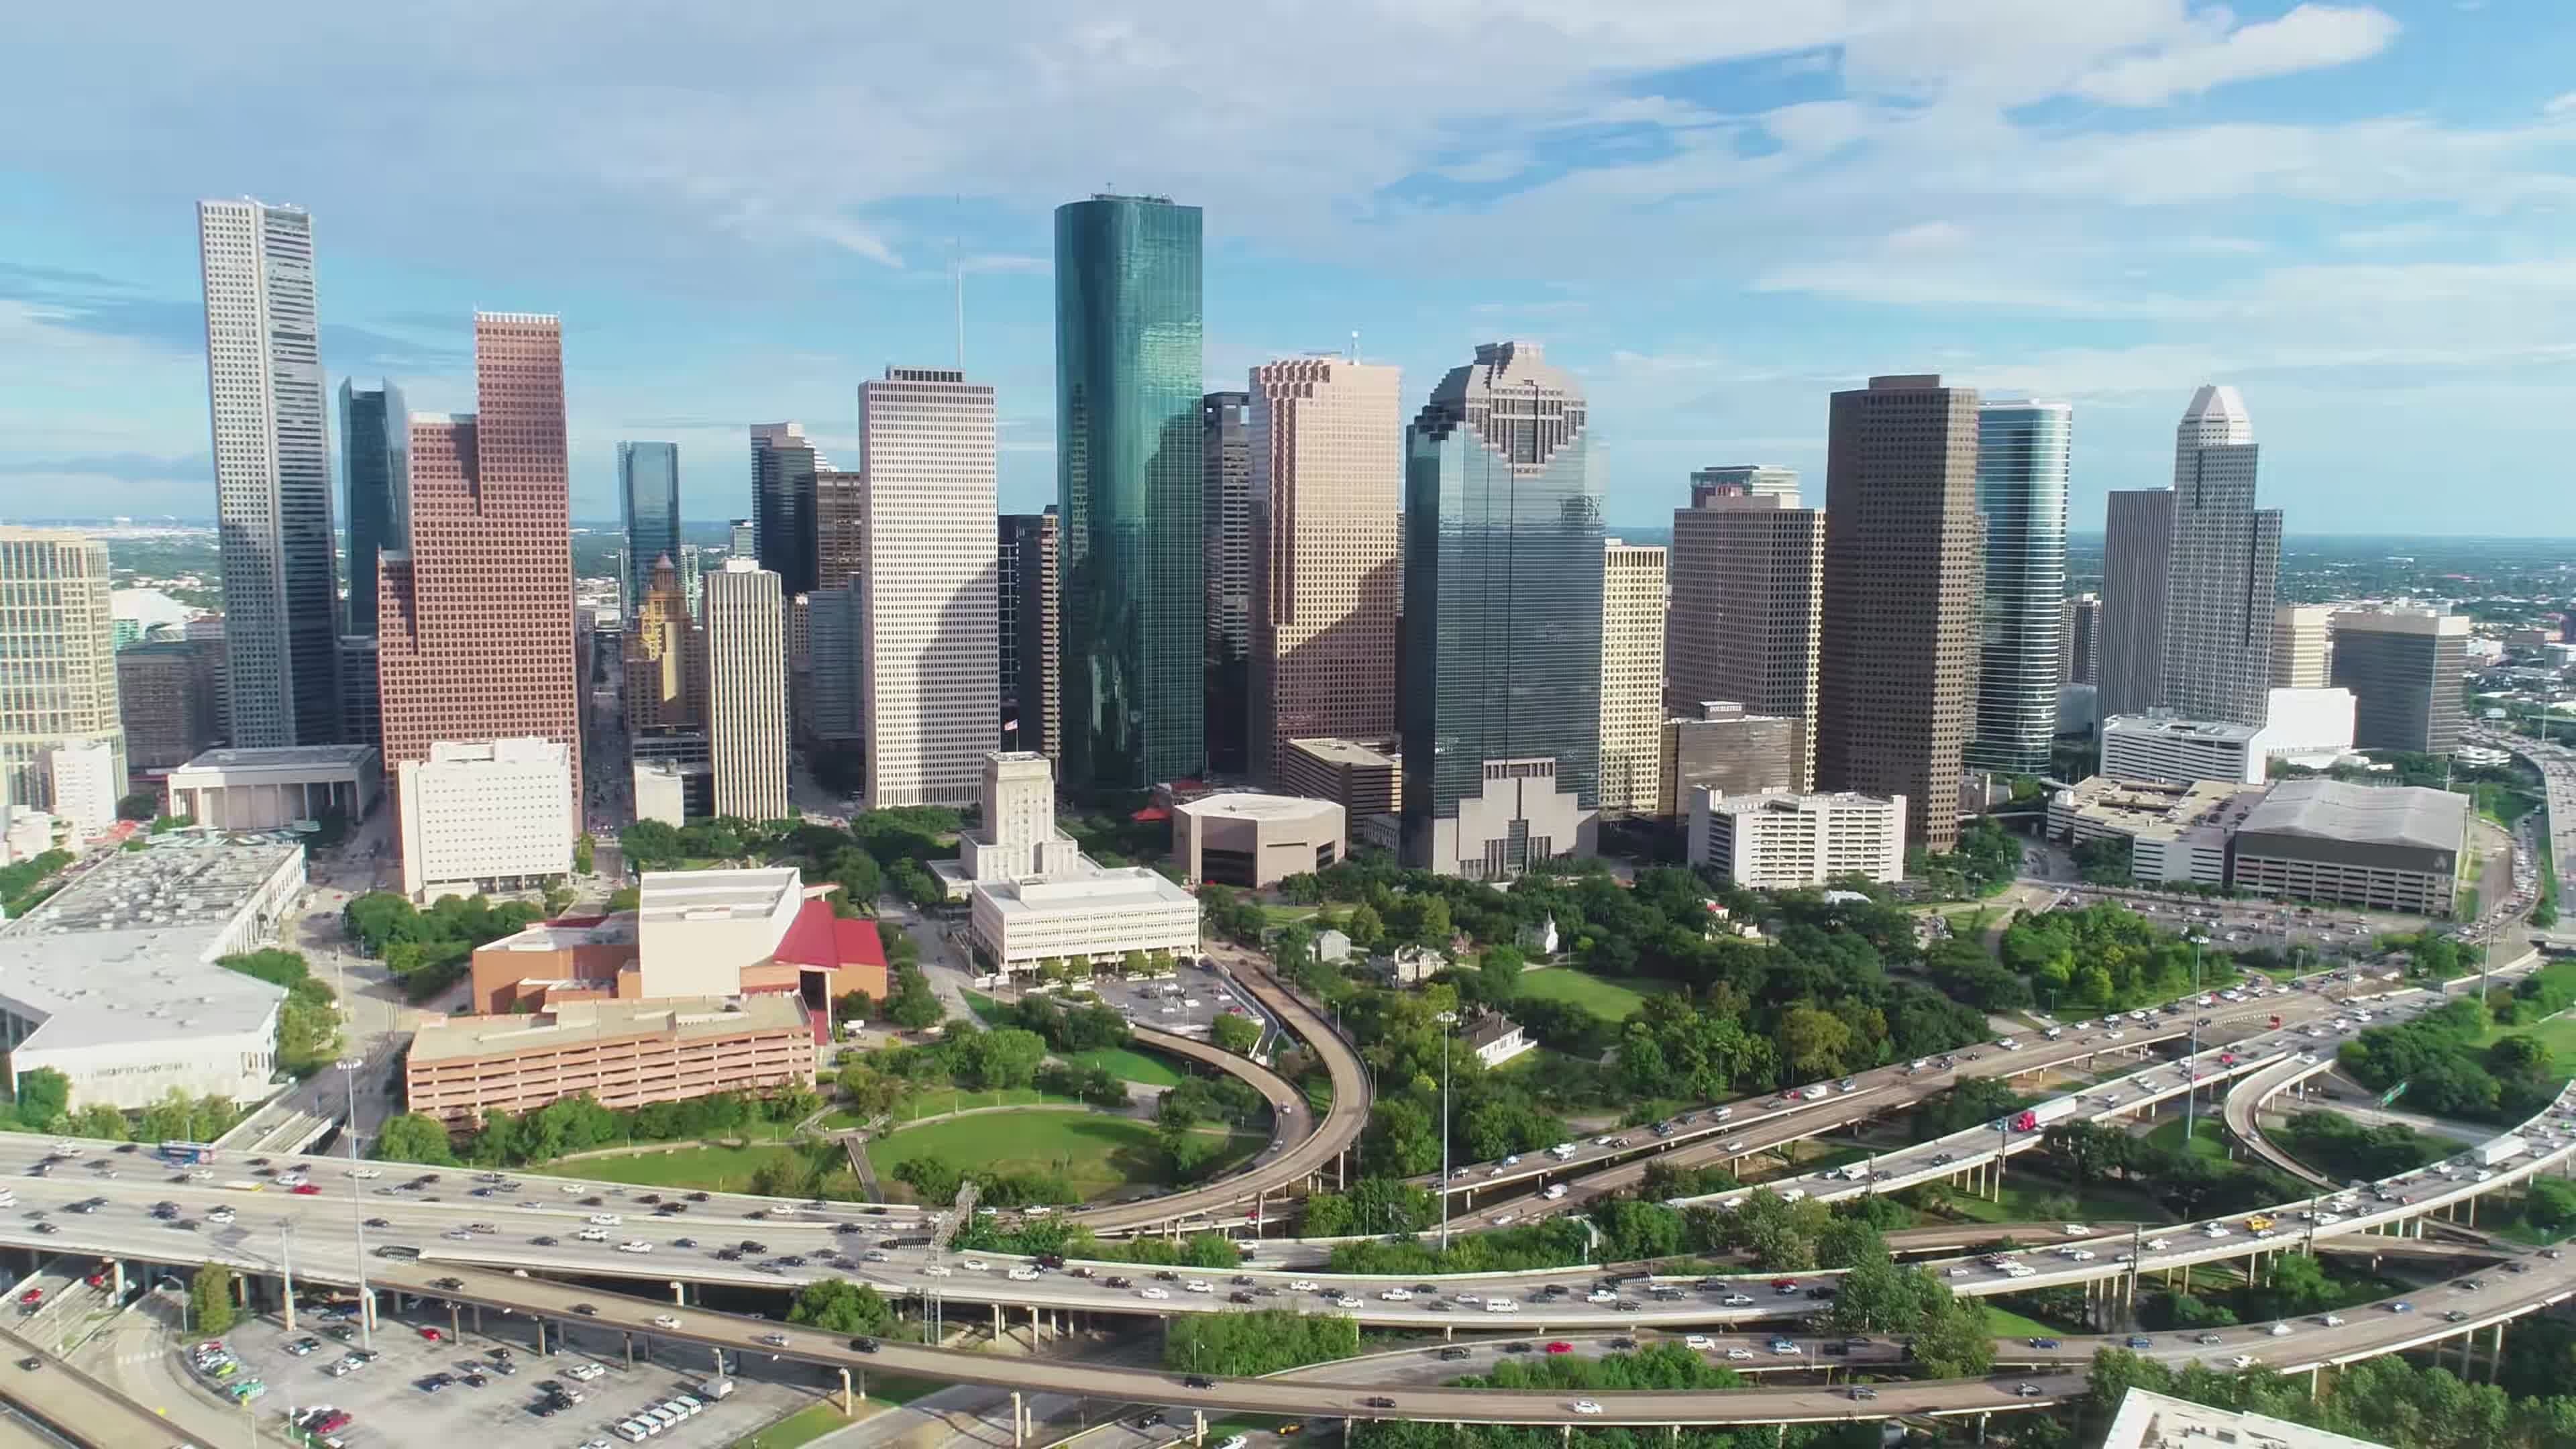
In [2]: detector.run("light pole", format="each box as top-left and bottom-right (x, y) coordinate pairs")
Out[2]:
(340, 1057), (372, 1349)
(1435, 1010), (1458, 1253)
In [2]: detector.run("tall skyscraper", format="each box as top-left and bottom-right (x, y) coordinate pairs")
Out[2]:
(378, 313), (582, 835)
(624, 556), (706, 733)
(750, 423), (824, 596)
(1667, 478), (1825, 788)
(678, 544), (707, 621)
(2330, 606), (2469, 755)
(1400, 341), (1603, 878)
(2273, 602), (2337, 689)
(806, 584), (865, 747)
(2161, 385), (2279, 724)
(198, 198), (338, 745)
(2098, 488), (2174, 718)
(859, 366), (999, 809)
(1055, 193), (1205, 790)
(704, 559), (787, 820)
(1815, 374), (1982, 851)
(1000, 511), (1062, 760)
(0, 529), (125, 809)
(1246, 358), (1402, 786)
(1599, 541), (1668, 814)
(815, 469), (866, 591)
(618, 441), (682, 615)
(1968, 399), (2072, 775)
(2060, 593), (2100, 688)
(1689, 464), (1801, 506)
(339, 379), (405, 637)
(1201, 390), (1253, 775)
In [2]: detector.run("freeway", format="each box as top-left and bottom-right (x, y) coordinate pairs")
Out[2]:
(2223, 1053), (2343, 1188)
(0, 1322), (191, 1449)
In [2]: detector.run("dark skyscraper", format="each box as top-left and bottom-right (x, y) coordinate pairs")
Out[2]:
(1202, 390), (1251, 775)
(1815, 374), (1982, 851)
(1055, 193), (1205, 789)
(619, 441), (681, 615)
(751, 422), (823, 597)
(2098, 488), (2174, 718)
(339, 378), (405, 638)
(1968, 400), (2071, 775)
(1400, 341), (1603, 879)
(1000, 509), (1061, 761)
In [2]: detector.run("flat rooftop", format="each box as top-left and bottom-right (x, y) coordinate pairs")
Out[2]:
(1287, 738), (1399, 769)
(174, 745), (380, 773)
(637, 867), (801, 924)
(2239, 777), (2469, 852)
(2100, 1388), (2387, 1449)
(1179, 792), (1343, 824)
(2055, 776), (2262, 839)
(2104, 714), (2264, 744)
(977, 867), (1198, 916)
(409, 991), (810, 1065)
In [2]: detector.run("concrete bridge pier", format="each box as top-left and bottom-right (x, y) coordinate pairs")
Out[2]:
(447, 1300), (461, 1343)
(622, 1331), (634, 1371)
(991, 1302), (1004, 1339)
(670, 1280), (688, 1305)
(1010, 1390), (1025, 1446)
(534, 1318), (545, 1354)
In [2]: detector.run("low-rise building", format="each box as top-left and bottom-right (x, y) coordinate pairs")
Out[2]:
(951, 751), (1202, 975)
(0, 841), (303, 1107)
(2045, 775), (2261, 889)
(2099, 1389), (2387, 1449)
(2231, 777), (2467, 917)
(2101, 715), (2268, 786)
(43, 739), (119, 838)
(1279, 737), (1402, 820)
(2263, 686), (2359, 771)
(1173, 793), (1345, 888)
(633, 759), (688, 826)
(164, 745), (383, 833)
(1658, 703), (1801, 818)
(396, 737), (574, 900)
(1687, 788), (1904, 888)
(404, 994), (816, 1129)
(1460, 1011), (1532, 1068)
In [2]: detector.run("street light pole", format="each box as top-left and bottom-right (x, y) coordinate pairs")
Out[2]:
(341, 1057), (373, 1349)
(1436, 1011), (1458, 1254)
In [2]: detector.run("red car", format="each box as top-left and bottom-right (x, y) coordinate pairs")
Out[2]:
(309, 1411), (353, 1435)
(15, 1289), (40, 1307)
(290, 1184), (321, 1195)
(1770, 1279), (1798, 1291)
(1544, 1341), (1573, 1355)
(83, 1273), (107, 1289)
(417, 1327), (443, 1343)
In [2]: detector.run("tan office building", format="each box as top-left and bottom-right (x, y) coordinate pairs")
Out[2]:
(1279, 737), (1401, 819)
(1667, 481), (1823, 788)
(0, 529), (125, 811)
(704, 560), (787, 820)
(2272, 602), (2337, 690)
(1599, 541), (1666, 814)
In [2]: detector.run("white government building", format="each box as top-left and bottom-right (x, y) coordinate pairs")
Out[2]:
(2100, 687), (2358, 787)
(950, 752), (1199, 974)
(397, 737), (575, 900)
(1686, 788), (1907, 888)
(0, 839), (303, 1108)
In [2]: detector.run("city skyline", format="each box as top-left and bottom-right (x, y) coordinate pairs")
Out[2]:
(9, 8), (2574, 537)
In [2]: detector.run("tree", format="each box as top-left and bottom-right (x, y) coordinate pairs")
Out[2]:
(372, 1112), (460, 1165)
(190, 1265), (237, 1336)
(894, 1156), (963, 1205)
(1164, 1308), (1358, 1377)
(11, 1069), (69, 1130)
(1417, 897), (1453, 946)
(1209, 1012), (1260, 1056)
(1907, 1291), (1996, 1377)
(1345, 903), (1384, 950)
(1477, 945), (1524, 1005)
(1778, 1004), (1858, 1081)
(788, 1279), (898, 1336)
(116, 792), (158, 822)
(883, 967), (945, 1030)
(572, 834), (595, 874)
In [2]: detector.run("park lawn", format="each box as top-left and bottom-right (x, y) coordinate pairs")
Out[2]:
(2146, 1116), (2231, 1161)
(1980, 1303), (2076, 1340)
(961, 989), (1007, 1023)
(727, 1384), (942, 1449)
(865, 1110), (1262, 1199)
(1509, 969), (1672, 1023)
(1939, 1176), (2170, 1228)
(1064, 1045), (1185, 1087)
(1260, 904), (1321, 926)
(885, 1087), (1087, 1124)
(525, 1142), (811, 1193)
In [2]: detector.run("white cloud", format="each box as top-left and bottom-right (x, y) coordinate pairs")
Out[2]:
(2074, 5), (2401, 107)
(2544, 91), (2576, 115)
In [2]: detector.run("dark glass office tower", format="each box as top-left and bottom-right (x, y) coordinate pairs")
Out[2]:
(1968, 400), (2072, 775)
(339, 378), (405, 637)
(1055, 193), (1205, 790)
(619, 441), (682, 614)
(1201, 390), (1251, 775)
(1399, 341), (1603, 878)
(751, 423), (822, 596)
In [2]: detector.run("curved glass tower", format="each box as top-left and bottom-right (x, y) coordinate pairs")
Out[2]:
(1055, 194), (1205, 790)
(1970, 400), (2072, 775)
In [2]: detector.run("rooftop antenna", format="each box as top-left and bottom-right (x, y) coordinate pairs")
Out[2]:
(1349, 329), (1360, 362)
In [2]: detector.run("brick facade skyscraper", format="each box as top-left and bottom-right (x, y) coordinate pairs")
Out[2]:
(378, 314), (582, 845)
(1815, 374), (1982, 851)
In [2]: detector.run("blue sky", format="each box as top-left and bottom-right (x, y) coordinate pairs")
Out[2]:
(5, 1), (2575, 535)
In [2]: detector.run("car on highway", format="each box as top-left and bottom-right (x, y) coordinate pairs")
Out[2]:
(651, 1315), (682, 1330)
(1725, 1347), (1755, 1360)
(1570, 1401), (1603, 1415)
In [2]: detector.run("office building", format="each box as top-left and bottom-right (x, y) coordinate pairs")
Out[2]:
(2233, 778), (2465, 916)
(2100, 1389), (2390, 1449)
(184, 615), (231, 744)
(2100, 714), (2269, 786)
(197, 198), (339, 747)
(1689, 465), (1800, 504)
(2273, 602), (2337, 689)
(813, 469), (865, 592)
(396, 737), (574, 900)
(1055, 193), (1205, 790)
(1203, 390), (1252, 774)
(1000, 511), (1062, 759)
(0, 841), (303, 1107)
(704, 560), (788, 820)
(2330, 606), (2470, 755)
(1968, 399), (2071, 775)
(1173, 792), (1346, 888)
(0, 529), (126, 811)
(1279, 737), (1402, 820)
(618, 441), (682, 615)
(2162, 385), (2279, 724)
(339, 379), (405, 637)
(1815, 374), (1982, 851)
(2046, 775), (2260, 889)
(2060, 592), (2100, 688)
(2098, 488), (2174, 718)
(625, 556), (706, 733)
(1246, 358), (1403, 785)
(1599, 540), (1668, 813)
(1400, 342), (1603, 877)
(954, 751), (1200, 972)
(119, 639), (215, 771)
(44, 740), (118, 837)
(337, 635), (379, 749)
(804, 584), (863, 745)
(750, 423), (824, 596)
(1660, 703), (1801, 818)
(164, 744), (381, 830)
(727, 519), (754, 557)
(378, 313), (582, 846)
(633, 759), (688, 826)
(859, 366), (998, 809)
(1666, 479), (1824, 787)
(1688, 789), (1906, 888)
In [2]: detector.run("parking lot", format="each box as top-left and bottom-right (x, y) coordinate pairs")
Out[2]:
(2059, 890), (2429, 961)
(1091, 965), (1277, 1046)
(204, 1294), (830, 1448)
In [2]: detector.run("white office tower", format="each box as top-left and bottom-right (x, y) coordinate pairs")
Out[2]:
(959, 751), (1085, 883)
(398, 738), (574, 900)
(956, 750), (1198, 974)
(2161, 385), (2279, 725)
(1599, 541), (1668, 813)
(859, 367), (999, 808)
(197, 199), (339, 747)
(704, 559), (788, 821)
(1687, 788), (1906, 888)
(43, 740), (119, 837)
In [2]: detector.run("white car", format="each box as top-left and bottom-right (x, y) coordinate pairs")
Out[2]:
(1726, 1347), (1756, 1360)
(1485, 1299), (1520, 1313)
(1587, 1289), (1617, 1303)
(863, 1250), (892, 1263)
(586, 1214), (622, 1226)
(960, 1258), (989, 1271)
(2062, 1224), (2092, 1237)
(350, 1167), (381, 1180)
(207, 1206), (236, 1224)
(1379, 1289), (1413, 1301)
(651, 1315), (682, 1330)
(923, 1265), (953, 1277)
(1684, 1334), (1714, 1349)
(2229, 1354), (2258, 1369)
(2269, 1322), (2293, 1337)
(616, 1240), (653, 1254)
(578, 1228), (611, 1242)
(2065, 1249), (2097, 1262)
(1008, 1267), (1040, 1281)
(1289, 1279), (1320, 1292)
(2203, 1225), (2233, 1238)
(1332, 1294), (1362, 1308)
(1543, 1184), (1568, 1200)
(1721, 1294), (1755, 1307)
(1571, 1400), (1603, 1416)
(1140, 1287), (1170, 1300)
(2145, 1238), (2171, 1250)
(1185, 1281), (1215, 1295)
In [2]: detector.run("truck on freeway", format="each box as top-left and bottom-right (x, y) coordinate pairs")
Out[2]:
(2006, 1097), (2083, 1133)
(2476, 1136), (2530, 1167)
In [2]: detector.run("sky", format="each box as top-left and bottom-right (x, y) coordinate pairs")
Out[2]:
(5, 1), (2575, 535)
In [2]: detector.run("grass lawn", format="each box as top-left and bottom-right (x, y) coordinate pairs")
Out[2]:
(1939, 1176), (2171, 1228)
(961, 989), (1006, 1023)
(727, 1383), (943, 1449)
(1260, 904), (1321, 926)
(1980, 1304), (2074, 1340)
(1063, 1045), (1185, 1087)
(883, 1087), (1088, 1124)
(2146, 1116), (2231, 1161)
(526, 1142), (812, 1193)
(865, 1109), (1261, 1199)
(1509, 968), (1672, 1022)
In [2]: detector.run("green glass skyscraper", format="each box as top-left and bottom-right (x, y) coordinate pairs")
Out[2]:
(1055, 193), (1205, 790)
